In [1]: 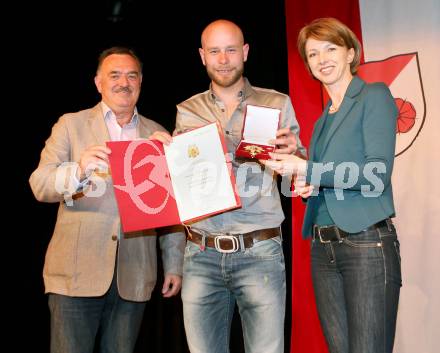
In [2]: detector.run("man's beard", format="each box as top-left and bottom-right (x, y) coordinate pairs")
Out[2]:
(206, 65), (244, 88)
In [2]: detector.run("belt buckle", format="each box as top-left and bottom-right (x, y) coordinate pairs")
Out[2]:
(214, 235), (239, 253)
(315, 225), (332, 243)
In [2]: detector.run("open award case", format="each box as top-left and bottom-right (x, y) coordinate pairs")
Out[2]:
(107, 122), (241, 233)
(235, 104), (281, 160)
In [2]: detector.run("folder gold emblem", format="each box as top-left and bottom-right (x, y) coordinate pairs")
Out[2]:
(187, 144), (200, 158)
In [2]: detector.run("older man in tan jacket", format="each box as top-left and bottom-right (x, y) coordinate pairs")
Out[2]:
(29, 46), (185, 353)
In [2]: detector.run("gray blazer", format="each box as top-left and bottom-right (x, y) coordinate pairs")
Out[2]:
(30, 104), (185, 301)
(302, 77), (398, 237)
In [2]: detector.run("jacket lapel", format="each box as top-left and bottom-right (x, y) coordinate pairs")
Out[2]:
(88, 103), (111, 145)
(138, 116), (153, 139)
(309, 113), (326, 160)
(319, 76), (365, 158)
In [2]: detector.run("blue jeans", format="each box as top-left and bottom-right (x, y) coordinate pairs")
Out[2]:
(182, 236), (286, 353)
(48, 275), (146, 353)
(311, 222), (402, 353)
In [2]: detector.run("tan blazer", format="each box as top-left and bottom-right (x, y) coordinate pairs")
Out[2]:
(29, 104), (185, 301)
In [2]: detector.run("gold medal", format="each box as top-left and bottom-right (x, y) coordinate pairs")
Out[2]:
(244, 145), (264, 158)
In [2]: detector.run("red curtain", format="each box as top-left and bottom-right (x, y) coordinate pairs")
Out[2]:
(284, 1), (364, 352)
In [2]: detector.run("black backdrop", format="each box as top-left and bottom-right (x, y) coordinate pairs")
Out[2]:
(15, 1), (293, 352)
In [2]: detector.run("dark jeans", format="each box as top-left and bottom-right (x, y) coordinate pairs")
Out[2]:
(48, 275), (146, 353)
(311, 222), (402, 353)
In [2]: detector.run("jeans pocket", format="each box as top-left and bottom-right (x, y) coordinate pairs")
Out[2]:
(393, 239), (402, 266)
(184, 241), (202, 258)
(381, 234), (402, 286)
(270, 235), (283, 246)
(246, 236), (283, 259)
(342, 229), (382, 248)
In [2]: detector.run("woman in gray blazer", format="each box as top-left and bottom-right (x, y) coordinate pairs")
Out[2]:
(264, 18), (402, 353)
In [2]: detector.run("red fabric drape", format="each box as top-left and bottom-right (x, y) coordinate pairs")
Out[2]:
(284, 1), (364, 352)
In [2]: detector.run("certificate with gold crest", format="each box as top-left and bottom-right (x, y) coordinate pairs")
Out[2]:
(164, 122), (241, 223)
(107, 122), (241, 232)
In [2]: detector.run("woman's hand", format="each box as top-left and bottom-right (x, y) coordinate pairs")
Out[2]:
(261, 152), (307, 177)
(293, 175), (314, 198)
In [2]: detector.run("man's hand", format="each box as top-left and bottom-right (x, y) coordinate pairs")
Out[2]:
(77, 145), (111, 181)
(269, 127), (297, 154)
(161, 274), (182, 298)
(149, 131), (173, 145)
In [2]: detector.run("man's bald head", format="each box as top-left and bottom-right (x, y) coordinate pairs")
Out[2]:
(201, 20), (244, 48)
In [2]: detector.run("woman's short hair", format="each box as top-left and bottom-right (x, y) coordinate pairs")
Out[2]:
(297, 17), (362, 75)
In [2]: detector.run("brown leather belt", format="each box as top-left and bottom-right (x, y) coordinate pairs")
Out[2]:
(187, 227), (281, 252)
(313, 219), (392, 243)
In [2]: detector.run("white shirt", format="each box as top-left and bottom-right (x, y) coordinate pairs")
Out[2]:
(101, 101), (139, 141)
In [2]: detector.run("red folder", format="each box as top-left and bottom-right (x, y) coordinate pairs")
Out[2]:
(107, 122), (241, 233)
